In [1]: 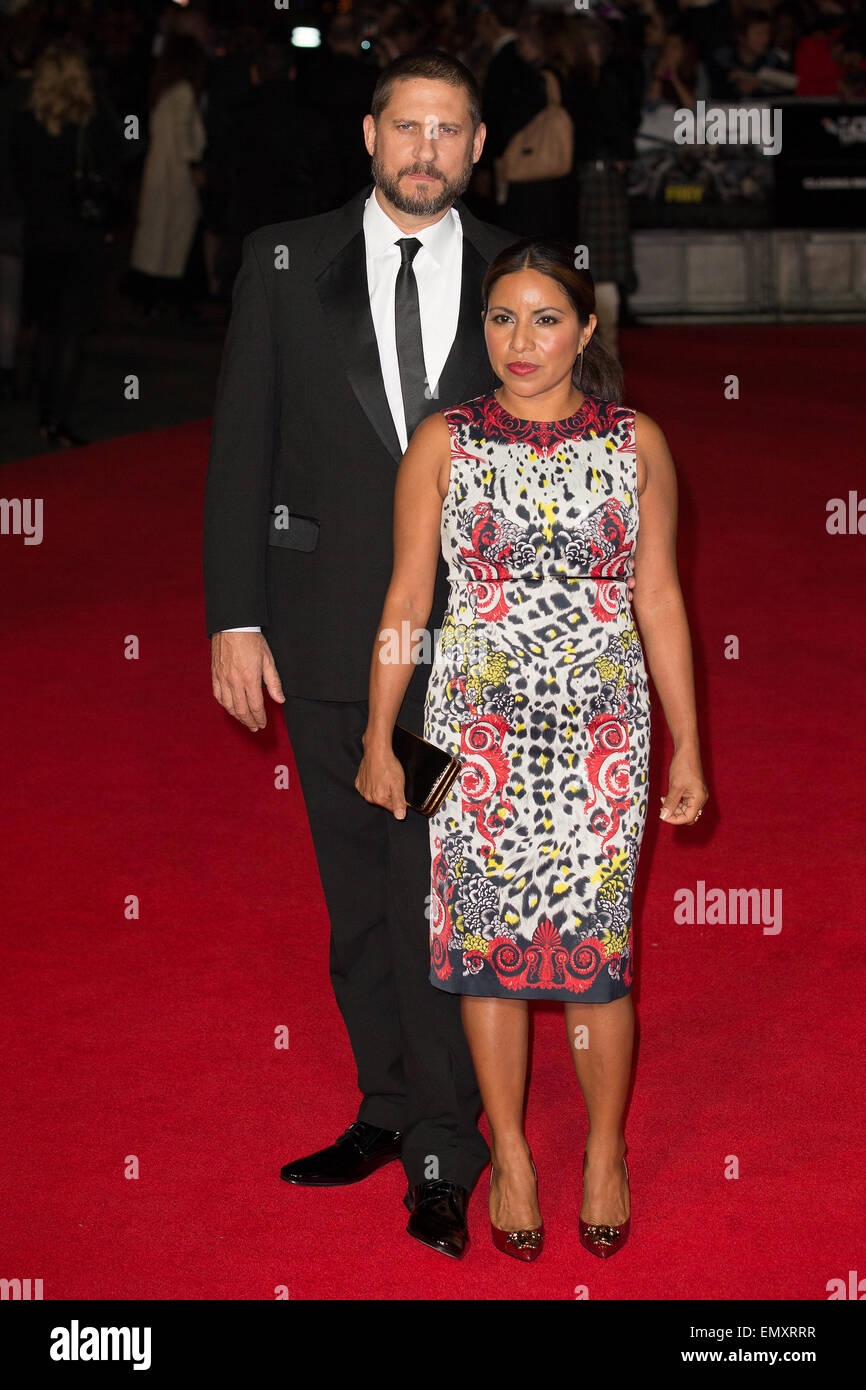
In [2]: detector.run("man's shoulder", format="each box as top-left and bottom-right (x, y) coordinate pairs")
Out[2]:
(243, 205), (343, 257)
(242, 193), (517, 276)
(488, 222), (520, 252)
(455, 199), (519, 257)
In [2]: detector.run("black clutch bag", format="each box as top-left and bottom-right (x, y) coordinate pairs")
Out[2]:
(392, 724), (462, 817)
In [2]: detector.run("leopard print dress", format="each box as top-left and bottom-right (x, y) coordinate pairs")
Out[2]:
(423, 389), (651, 1002)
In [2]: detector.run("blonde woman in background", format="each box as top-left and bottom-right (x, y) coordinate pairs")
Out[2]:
(9, 39), (125, 447)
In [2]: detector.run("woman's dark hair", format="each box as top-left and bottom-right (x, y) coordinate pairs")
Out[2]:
(656, 26), (700, 103)
(518, 10), (578, 81)
(371, 48), (482, 131)
(480, 238), (624, 403)
(148, 34), (207, 109)
(571, 14), (617, 81)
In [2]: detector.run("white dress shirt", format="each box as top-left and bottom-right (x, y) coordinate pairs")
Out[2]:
(225, 188), (463, 634)
(364, 185), (462, 452)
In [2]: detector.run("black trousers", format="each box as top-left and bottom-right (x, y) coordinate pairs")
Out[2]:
(282, 692), (490, 1209)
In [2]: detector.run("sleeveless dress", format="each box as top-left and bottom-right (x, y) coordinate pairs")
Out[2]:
(423, 390), (651, 1002)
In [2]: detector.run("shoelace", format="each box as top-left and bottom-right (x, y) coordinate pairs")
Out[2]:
(338, 1122), (395, 1155)
(336, 1122), (367, 1148)
(416, 1179), (460, 1205)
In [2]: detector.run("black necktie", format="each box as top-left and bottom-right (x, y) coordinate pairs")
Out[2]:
(394, 237), (428, 442)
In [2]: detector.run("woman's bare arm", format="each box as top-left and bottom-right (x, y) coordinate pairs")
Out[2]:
(356, 411), (451, 816)
(631, 411), (708, 823)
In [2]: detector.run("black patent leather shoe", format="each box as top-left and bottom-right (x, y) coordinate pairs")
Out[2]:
(406, 1180), (470, 1259)
(280, 1121), (403, 1186)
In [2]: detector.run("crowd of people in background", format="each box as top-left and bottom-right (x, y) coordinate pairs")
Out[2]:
(0, 0), (864, 446)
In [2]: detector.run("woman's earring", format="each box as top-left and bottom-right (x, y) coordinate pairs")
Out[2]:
(578, 346), (584, 387)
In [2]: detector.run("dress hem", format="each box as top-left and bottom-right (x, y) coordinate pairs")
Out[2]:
(429, 971), (633, 1004)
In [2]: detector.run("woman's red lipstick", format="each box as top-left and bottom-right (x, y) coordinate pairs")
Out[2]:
(506, 362), (539, 375)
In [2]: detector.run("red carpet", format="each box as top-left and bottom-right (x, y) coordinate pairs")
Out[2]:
(1, 324), (864, 1300)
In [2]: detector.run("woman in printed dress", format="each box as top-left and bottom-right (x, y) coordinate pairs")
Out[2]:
(356, 238), (708, 1260)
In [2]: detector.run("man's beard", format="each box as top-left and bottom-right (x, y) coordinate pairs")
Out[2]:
(370, 144), (475, 216)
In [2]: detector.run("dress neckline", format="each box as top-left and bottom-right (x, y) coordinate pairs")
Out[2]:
(488, 389), (594, 429)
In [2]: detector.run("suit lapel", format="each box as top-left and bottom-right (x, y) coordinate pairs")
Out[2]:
(315, 185), (403, 463)
(314, 185), (502, 466)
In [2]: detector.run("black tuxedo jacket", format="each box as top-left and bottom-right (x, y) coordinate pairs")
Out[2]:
(203, 182), (516, 703)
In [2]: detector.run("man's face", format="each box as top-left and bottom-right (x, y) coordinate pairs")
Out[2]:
(743, 21), (771, 56)
(363, 77), (486, 218)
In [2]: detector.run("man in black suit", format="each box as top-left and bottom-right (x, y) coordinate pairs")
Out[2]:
(203, 50), (516, 1258)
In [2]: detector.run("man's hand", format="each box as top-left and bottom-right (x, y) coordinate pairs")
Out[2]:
(210, 631), (285, 731)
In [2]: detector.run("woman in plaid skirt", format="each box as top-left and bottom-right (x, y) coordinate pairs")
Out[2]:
(568, 18), (640, 354)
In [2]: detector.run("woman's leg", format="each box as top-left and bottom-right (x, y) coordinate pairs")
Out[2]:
(564, 994), (633, 1225)
(460, 996), (540, 1230)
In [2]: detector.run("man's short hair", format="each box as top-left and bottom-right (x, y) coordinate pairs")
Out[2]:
(371, 48), (482, 132)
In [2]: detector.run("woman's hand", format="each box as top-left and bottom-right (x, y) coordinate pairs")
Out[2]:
(659, 749), (708, 826)
(355, 739), (408, 820)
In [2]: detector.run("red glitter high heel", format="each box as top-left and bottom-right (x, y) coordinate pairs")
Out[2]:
(490, 1153), (545, 1262)
(579, 1150), (630, 1258)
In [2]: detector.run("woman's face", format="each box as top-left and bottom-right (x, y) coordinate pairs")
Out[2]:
(483, 269), (592, 403)
(516, 27), (541, 64)
(646, 12), (665, 47)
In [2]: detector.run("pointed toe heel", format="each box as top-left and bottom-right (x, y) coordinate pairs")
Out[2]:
(490, 1221), (545, 1261)
(490, 1154), (545, 1262)
(579, 1153), (630, 1259)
